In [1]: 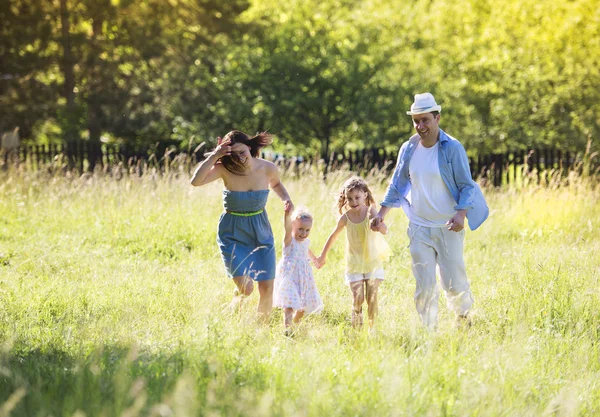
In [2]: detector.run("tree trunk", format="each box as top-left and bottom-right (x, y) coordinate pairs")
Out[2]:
(60, 0), (78, 167)
(87, 15), (103, 171)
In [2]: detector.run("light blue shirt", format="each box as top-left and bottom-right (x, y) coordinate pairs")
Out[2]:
(381, 129), (489, 230)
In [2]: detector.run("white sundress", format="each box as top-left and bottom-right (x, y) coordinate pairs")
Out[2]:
(273, 238), (323, 313)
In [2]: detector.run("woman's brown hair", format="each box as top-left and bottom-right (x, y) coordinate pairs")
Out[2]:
(218, 130), (273, 175)
(336, 176), (376, 214)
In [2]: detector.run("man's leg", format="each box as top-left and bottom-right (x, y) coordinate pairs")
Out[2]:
(435, 228), (473, 317)
(408, 225), (439, 329)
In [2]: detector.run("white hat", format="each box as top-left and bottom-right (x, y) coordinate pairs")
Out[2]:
(406, 93), (442, 115)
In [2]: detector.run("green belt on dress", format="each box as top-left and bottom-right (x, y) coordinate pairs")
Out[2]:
(226, 209), (264, 217)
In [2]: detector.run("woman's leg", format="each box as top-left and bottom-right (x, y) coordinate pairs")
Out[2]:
(230, 275), (254, 312)
(232, 275), (254, 296)
(365, 278), (382, 329)
(257, 279), (274, 321)
(349, 281), (365, 328)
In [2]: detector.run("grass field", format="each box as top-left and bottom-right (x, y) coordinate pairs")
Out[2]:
(1, 166), (599, 417)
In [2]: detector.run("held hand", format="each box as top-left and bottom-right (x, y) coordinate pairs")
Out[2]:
(370, 216), (382, 232)
(312, 257), (323, 269)
(378, 220), (388, 235)
(446, 213), (466, 232)
(284, 199), (294, 213)
(316, 255), (326, 268)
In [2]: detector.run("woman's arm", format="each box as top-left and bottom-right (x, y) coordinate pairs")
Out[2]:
(190, 137), (231, 187)
(317, 215), (347, 266)
(267, 162), (293, 210)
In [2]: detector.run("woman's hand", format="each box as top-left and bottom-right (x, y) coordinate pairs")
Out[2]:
(283, 199), (294, 214)
(213, 136), (232, 159)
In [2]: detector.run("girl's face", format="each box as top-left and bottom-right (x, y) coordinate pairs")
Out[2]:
(231, 142), (251, 164)
(292, 218), (313, 242)
(345, 188), (367, 211)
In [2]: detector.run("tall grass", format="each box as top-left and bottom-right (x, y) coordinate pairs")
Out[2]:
(0, 166), (599, 416)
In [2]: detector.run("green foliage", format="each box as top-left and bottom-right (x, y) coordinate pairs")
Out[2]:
(1, 0), (598, 157)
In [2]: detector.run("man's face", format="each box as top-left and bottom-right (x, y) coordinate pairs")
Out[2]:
(412, 113), (440, 142)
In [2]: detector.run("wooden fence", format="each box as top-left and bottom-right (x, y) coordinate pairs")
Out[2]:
(324, 147), (594, 186)
(2, 141), (597, 187)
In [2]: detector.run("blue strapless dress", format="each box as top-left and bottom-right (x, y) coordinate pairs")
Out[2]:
(217, 190), (275, 281)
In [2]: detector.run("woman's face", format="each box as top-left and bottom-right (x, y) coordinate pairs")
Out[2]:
(231, 142), (251, 164)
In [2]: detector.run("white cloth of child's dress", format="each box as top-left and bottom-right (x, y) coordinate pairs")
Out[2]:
(274, 238), (323, 313)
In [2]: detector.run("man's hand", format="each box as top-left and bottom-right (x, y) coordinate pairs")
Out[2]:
(370, 216), (383, 232)
(446, 210), (467, 232)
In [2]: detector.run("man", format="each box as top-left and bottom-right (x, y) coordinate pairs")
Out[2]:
(371, 93), (488, 329)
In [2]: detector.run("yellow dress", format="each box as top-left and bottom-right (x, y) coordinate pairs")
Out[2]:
(345, 213), (391, 274)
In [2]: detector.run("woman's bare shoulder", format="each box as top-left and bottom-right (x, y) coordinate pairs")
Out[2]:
(256, 158), (276, 169)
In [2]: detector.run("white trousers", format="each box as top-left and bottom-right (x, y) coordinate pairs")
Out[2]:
(407, 223), (473, 328)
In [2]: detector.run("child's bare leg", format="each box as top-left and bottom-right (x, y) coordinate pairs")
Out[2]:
(349, 281), (365, 328)
(231, 275), (254, 312)
(283, 308), (294, 328)
(293, 310), (304, 323)
(365, 278), (382, 329)
(257, 279), (274, 322)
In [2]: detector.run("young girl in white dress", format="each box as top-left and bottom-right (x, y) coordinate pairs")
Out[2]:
(274, 206), (323, 334)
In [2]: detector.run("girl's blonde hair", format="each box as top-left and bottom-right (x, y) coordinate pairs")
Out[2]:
(337, 176), (375, 214)
(291, 206), (313, 222)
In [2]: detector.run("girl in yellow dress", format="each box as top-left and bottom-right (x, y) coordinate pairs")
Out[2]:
(317, 177), (390, 330)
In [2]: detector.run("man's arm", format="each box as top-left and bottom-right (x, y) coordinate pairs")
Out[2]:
(450, 142), (476, 211)
(370, 205), (390, 233)
(447, 141), (475, 232)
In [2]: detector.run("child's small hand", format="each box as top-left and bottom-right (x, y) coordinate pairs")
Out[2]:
(316, 255), (326, 267)
(312, 257), (322, 269)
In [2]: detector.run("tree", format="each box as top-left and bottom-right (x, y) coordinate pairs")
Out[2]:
(0, 0), (59, 139)
(209, 0), (410, 160)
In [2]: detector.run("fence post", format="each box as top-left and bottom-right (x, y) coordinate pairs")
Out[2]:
(347, 150), (354, 171)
